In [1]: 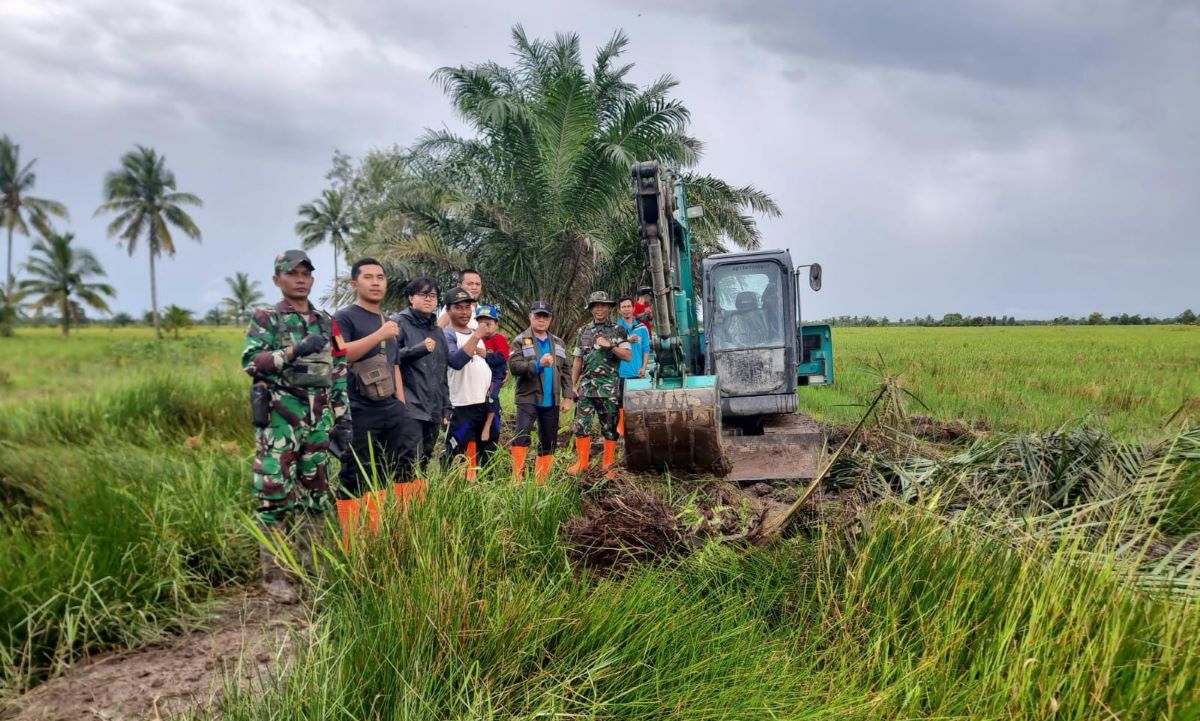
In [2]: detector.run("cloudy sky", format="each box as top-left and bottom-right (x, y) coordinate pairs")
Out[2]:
(2, 0), (1197, 320)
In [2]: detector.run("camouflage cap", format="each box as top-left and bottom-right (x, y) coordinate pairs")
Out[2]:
(274, 249), (314, 274)
(584, 291), (618, 309)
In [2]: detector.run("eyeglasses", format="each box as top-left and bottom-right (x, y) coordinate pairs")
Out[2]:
(413, 291), (438, 299)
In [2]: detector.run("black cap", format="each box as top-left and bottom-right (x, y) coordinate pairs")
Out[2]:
(530, 300), (553, 315)
(444, 286), (473, 306)
(275, 249), (315, 273)
(638, 285), (653, 296)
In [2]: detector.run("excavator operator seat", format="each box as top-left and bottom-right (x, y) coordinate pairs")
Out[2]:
(723, 292), (771, 348)
(735, 291), (759, 312)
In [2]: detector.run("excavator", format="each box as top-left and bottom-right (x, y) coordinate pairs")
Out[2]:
(622, 162), (834, 482)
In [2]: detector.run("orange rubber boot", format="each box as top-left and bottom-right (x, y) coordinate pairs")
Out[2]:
(364, 490), (383, 532)
(602, 439), (619, 479)
(617, 409), (625, 436)
(393, 479), (428, 508)
(535, 454), (553, 484)
(465, 442), (478, 480)
(567, 437), (591, 474)
(335, 497), (361, 551)
(511, 445), (528, 481)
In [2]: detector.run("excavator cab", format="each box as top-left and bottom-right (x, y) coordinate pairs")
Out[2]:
(703, 251), (831, 415)
(705, 255), (793, 414)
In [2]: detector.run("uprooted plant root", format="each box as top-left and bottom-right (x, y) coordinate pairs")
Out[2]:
(561, 488), (683, 576)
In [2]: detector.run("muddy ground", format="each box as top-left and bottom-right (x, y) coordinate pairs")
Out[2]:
(3, 592), (307, 721)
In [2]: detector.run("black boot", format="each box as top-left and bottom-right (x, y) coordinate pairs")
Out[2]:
(257, 521), (299, 604)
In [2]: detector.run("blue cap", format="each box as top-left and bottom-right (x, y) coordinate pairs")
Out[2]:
(474, 304), (500, 321)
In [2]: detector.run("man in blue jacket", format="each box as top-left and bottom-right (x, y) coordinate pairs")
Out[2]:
(616, 295), (651, 436)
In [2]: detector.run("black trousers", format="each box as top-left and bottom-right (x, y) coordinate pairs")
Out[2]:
(513, 403), (560, 456)
(337, 403), (405, 499)
(397, 416), (440, 481)
(445, 403), (498, 470)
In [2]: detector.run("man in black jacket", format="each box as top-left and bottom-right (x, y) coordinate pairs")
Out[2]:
(394, 277), (472, 480)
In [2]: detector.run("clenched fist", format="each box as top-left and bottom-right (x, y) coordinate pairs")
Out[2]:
(377, 320), (400, 341)
(292, 334), (327, 358)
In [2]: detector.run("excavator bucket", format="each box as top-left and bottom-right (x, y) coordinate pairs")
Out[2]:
(622, 376), (727, 474)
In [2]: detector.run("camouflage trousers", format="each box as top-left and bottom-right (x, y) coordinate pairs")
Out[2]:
(573, 395), (620, 441)
(252, 393), (335, 526)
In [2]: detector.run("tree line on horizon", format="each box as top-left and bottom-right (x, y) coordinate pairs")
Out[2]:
(820, 310), (1198, 327)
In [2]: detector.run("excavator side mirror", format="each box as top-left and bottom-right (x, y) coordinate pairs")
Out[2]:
(809, 263), (822, 292)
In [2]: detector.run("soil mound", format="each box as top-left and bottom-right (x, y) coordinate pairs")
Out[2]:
(561, 488), (682, 576)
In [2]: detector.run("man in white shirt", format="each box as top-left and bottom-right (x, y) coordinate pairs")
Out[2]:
(437, 268), (483, 329)
(441, 286), (492, 478)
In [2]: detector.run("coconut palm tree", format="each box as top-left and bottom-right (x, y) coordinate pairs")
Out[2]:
(19, 232), (115, 337)
(349, 27), (779, 335)
(222, 271), (265, 324)
(162, 304), (193, 339)
(1, 135), (69, 334)
(296, 187), (353, 299)
(95, 145), (202, 339)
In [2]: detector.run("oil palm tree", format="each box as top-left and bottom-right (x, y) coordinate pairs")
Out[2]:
(295, 187), (353, 299)
(19, 232), (115, 337)
(95, 146), (202, 339)
(1, 135), (69, 333)
(162, 304), (193, 339)
(351, 27), (779, 335)
(222, 271), (264, 324)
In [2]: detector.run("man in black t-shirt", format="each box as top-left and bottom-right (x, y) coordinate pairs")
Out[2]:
(333, 258), (404, 502)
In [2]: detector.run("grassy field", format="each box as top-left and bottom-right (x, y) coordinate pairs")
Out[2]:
(802, 325), (1200, 435)
(1, 324), (1197, 717)
(4, 324), (1197, 434)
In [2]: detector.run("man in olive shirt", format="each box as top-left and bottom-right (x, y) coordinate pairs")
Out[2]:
(569, 291), (632, 477)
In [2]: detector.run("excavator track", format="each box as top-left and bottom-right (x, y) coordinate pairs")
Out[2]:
(721, 413), (824, 483)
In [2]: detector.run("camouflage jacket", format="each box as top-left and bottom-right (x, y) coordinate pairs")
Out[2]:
(573, 321), (630, 398)
(242, 300), (349, 420)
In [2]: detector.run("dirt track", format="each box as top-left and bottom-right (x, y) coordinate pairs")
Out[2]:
(4, 591), (306, 721)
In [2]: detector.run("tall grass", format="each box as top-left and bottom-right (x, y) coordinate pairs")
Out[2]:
(0, 441), (256, 693)
(211, 467), (1199, 721)
(0, 374), (245, 446)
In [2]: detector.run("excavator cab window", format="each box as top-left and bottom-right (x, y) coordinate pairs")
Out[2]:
(709, 262), (787, 351)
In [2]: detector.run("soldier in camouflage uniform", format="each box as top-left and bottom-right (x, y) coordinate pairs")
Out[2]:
(569, 291), (632, 477)
(242, 249), (352, 603)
